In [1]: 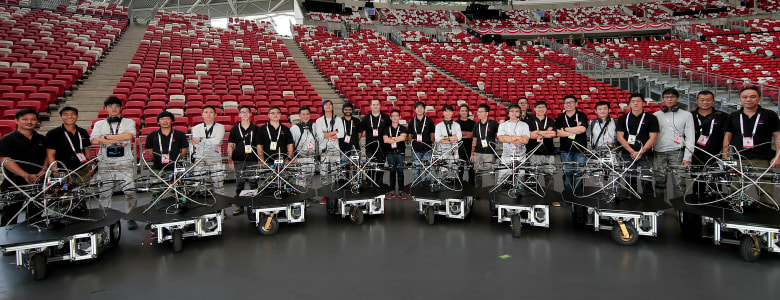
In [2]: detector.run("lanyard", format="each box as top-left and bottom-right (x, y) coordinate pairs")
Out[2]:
(479, 121), (489, 140)
(266, 124), (281, 142)
(663, 112), (681, 134)
(344, 119), (352, 136)
(371, 114), (380, 129)
(109, 120), (120, 135)
(204, 123), (214, 138)
(63, 127), (83, 154)
(740, 113), (761, 138)
(414, 116), (426, 134)
(696, 114), (715, 137)
(444, 121), (452, 136)
(536, 117), (548, 131)
(627, 112), (646, 136)
(565, 112), (579, 128)
(592, 119), (611, 148)
(391, 124), (401, 137)
(239, 125), (253, 146)
(511, 121), (521, 135)
(158, 131), (173, 154)
(325, 116), (334, 131)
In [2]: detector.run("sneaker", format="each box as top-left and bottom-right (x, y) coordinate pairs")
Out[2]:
(386, 193), (395, 200)
(127, 220), (138, 230)
(552, 201), (561, 207)
(399, 193), (408, 200)
(232, 207), (244, 216)
(320, 197), (327, 205)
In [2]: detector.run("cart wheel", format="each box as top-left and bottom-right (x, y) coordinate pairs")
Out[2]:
(247, 207), (256, 222)
(739, 235), (761, 262)
(511, 214), (522, 238)
(611, 221), (639, 246)
(30, 252), (47, 281)
(678, 210), (702, 239)
(257, 215), (279, 235)
(172, 229), (183, 253)
(572, 205), (587, 227)
(326, 197), (337, 214)
(425, 206), (435, 225)
(108, 221), (121, 248)
(349, 206), (364, 225)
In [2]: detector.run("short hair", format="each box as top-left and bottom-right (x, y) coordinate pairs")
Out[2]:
(442, 104), (454, 112)
(103, 96), (122, 107)
(342, 102), (354, 111)
(239, 105), (252, 113)
(477, 103), (490, 112)
(697, 90), (715, 99)
(268, 106), (281, 113)
(517, 97), (529, 104)
(202, 105), (217, 113)
(370, 98), (381, 105)
(740, 86), (762, 98)
(15, 109), (38, 120)
(414, 101), (426, 109)
(595, 101), (610, 109)
(459, 104), (469, 110)
(507, 104), (520, 112)
(662, 88), (679, 98)
(59, 105), (78, 116)
(562, 94), (577, 102)
(157, 111), (175, 122)
(533, 101), (547, 108)
(298, 106), (311, 114)
(390, 109), (401, 115)
(628, 93), (645, 102)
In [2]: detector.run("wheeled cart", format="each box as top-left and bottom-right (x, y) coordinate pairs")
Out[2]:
(324, 183), (390, 225)
(233, 190), (311, 235)
(126, 194), (231, 253)
(563, 187), (669, 246)
(408, 183), (475, 225)
(487, 189), (553, 238)
(0, 209), (123, 280)
(672, 196), (780, 262)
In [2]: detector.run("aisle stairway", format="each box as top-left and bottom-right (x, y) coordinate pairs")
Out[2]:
(282, 38), (344, 112)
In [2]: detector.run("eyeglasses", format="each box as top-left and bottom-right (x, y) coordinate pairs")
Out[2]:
(477, 110), (487, 113)
(239, 111), (251, 114)
(269, 112), (281, 115)
(509, 110), (521, 113)
(564, 101), (576, 105)
(106, 104), (121, 108)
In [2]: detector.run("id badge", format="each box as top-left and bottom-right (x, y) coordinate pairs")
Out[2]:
(244, 145), (252, 154)
(76, 153), (87, 163)
(307, 141), (313, 150)
(344, 135), (351, 143)
(270, 142), (278, 151)
(481, 140), (488, 148)
(743, 137), (754, 148)
(391, 142), (397, 149)
(416, 134), (423, 142)
(568, 134), (575, 140)
(627, 135), (637, 145)
(372, 129), (379, 137)
(161, 154), (170, 164)
(511, 145), (518, 151)
(696, 135), (709, 146)
(674, 134), (684, 144)
(537, 138), (543, 143)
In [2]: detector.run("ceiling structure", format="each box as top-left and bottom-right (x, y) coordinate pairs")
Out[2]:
(124, 0), (295, 20)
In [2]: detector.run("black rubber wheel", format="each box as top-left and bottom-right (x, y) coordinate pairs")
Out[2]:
(678, 210), (703, 239)
(108, 221), (121, 248)
(511, 214), (522, 238)
(257, 215), (279, 235)
(172, 229), (183, 253)
(30, 252), (47, 281)
(572, 205), (588, 227)
(739, 235), (761, 262)
(326, 197), (337, 214)
(611, 221), (639, 246)
(425, 206), (435, 225)
(349, 206), (364, 225)
(246, 208), (256, 222)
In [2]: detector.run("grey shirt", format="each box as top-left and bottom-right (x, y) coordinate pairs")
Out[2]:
(90, 118), (136, 164)
(654, 109), (695, 161)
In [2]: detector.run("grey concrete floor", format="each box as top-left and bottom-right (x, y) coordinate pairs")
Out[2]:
(2, 173), (780, 299)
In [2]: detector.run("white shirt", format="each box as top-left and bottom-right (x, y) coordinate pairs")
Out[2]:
(588, 118), (616, 149)
(653, 109), (695, 161)
(90, 117), (136, 164)
(315, 115), (345, 152)
(191, 122), (225, 160)
(434, 120), (462, 154)
(291, 122), (319, 155)
(497, 120), (530, 156)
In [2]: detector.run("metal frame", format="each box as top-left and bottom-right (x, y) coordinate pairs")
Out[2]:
(592, 209), (663, 237)
(151, 210), (224, 245)
(706, 217), (780, 254)
(250, 201), (306, 225)
(496, 204), (549, 228)
(413, 196), (474, 221)
(337, 195), (385, 220)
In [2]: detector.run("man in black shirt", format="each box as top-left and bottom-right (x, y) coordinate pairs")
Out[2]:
(45, 106), (92, 183)
(361, 98), (391, 184)
(258, 106), (294, 164)
(228, 105), (260, 215)
(339, 103), (363, 154)
(456, 104), (475, 184)
(556, 95), (588, 193)
(722, 86), (780, 206)
(691, 91), (727, 199)
(383, 109), (407, 199)
(616, 93), (659, 198)
(144, 111), (188, 171)
(0, 109), (47, 225)
(407, 101), (435, 184)
(528, 101), (556, 189)
(471, 103), (498, 187)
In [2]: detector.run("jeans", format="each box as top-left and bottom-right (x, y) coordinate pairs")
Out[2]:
(560, 151), (586, 193)
(654, 149), (685, 201)
(621, 151), (654, 197)
(412, 151), (431, 184)
(387, 152), (405, 191)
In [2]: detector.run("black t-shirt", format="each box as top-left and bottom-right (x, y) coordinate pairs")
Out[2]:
(615, 111), (660, 154)
(473, 119), (499, 154)
(723, 107), (780, 160)
(456, 118), (475, 158)
(382, 124), (407, 153)
(406, 116), (435, 152)
(692, 109), (728, 163)
(340, 117), (363, 152)
(145, 129), (189, 170)
(361, 112), (391, 154)
(228, 123), (260, 162)
(44, 125), (91, 171)
(555, 110), (589, 153)
(0, 130), (46, 190)
(258, 123), (294, 160)
(526, 115), (556, 155)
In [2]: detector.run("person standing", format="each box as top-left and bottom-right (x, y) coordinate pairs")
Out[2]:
(527, 101), (556, 189)
(0, 109), (46, 225)
(497, 104), (530, 186)
(191, 105), (226, 195)
(228, 105), (260, 216)
(291, 106), (318, 185)
(456, 104), (475, 184)
(407, 101), (435, 184)
(588, 101), (616, 150)
(143, 111), (188, 171)
(361, 99), (391, 184)
(691, 91), (726, 199)
(434, 105), (462, 173)
(383, 109), (407, 199)
(470, 103), (498, 187)
(339, 102), (363, 160)
(556, 95), (589, 194)
(616, 93), (659, 198)
(653, 88), (695, 202)
(315, 100), (344, 184)
(258, 106), (294, 164)
(45, 106), (92, 183)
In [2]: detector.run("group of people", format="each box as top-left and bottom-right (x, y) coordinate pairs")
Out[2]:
(1, 86), (779, 228)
